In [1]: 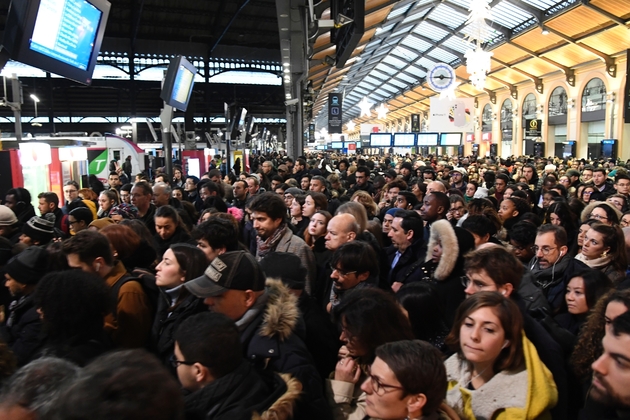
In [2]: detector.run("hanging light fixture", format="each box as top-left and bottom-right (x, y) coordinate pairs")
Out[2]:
(376, 103), (388, 119)
(464, 0), (494, 91)
(346, 120), (356, 131)
(358, 97), (373, 117)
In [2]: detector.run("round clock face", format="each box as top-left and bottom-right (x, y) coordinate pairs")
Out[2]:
(427, 63), (455, 92)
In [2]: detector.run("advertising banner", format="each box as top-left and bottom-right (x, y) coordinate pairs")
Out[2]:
(429, 97), (475, 132)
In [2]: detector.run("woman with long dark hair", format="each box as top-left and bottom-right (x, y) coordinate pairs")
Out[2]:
(326, 288), (414, 420)
(151, 243), (208, 371)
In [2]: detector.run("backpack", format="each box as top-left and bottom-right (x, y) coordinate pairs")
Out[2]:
(110, 268), (160, 323)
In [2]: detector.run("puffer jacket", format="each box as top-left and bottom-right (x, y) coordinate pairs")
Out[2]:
(241, 279), (333, 420)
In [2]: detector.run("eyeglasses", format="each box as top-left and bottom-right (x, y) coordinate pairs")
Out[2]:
(169, 355), (196, 368)
(530, 246), (558, 255)
(460, 276), (492, 291)
(329, 264), (357, 277)
(588, 213), (608, 221)
(366, 365), (404, 396)
(68, 220), (79, 225)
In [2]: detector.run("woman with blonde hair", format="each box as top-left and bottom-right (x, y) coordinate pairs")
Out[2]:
(351, 190), (378, 219)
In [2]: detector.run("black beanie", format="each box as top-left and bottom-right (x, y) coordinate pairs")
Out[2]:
(258, 252), (306, 290)
(22, 216), (55, 245)
(5, 246), (49, 285)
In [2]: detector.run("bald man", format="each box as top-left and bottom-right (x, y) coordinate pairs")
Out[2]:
(314, 214), (361, 309)
(426, 181), (447, 194)
(324, 214), (359, 252)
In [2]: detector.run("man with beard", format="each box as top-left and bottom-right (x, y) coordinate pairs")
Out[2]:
(327, 241), (379, 312)
(581, 310), (630, 419)
(528, 224), (587, 311)
(248, 192), (316, 294)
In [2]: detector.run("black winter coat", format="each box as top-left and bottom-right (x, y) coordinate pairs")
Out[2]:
(0, 295), (42, 366)
(151, 290), (206, 372)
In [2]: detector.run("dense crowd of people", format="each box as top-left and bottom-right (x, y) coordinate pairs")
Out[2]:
(0, 151), (629, 419)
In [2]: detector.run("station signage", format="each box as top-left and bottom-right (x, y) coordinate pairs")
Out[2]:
(328, 93), (342, 134)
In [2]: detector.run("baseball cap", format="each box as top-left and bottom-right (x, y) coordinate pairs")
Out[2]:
(185, 251), (265, 298)
(384, 169), (397, 179)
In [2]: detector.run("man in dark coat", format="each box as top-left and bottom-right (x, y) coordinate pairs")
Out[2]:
(386, 210), (427, 291)
(174, 312), (299, 420)
(0, 246), (48, 365)
(185, 251), (333, 420)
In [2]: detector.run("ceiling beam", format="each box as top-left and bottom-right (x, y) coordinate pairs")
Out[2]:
(505, 40), (575, 86)
(580, 0), (628, 26)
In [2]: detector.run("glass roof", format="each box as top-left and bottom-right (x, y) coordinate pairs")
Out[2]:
(329, 0), (582, 122)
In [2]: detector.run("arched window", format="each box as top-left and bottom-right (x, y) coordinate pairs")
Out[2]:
(582, 78), (606, 113)
(500, 99), (513, 141)
(522, 93), (537, 120)
(549, 86), (567, 117)
(481, 103), (493, 132)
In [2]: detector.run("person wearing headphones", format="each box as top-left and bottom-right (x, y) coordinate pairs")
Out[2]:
(528, 224), (588, 312)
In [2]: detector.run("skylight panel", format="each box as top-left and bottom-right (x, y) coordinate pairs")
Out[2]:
(375, 63), (398, 76)
(383, 55), (408, 69)
(427, 47), (458, 63)
(413, 21), (449, 41)
(401, 35), (433, 52)
(430, 4), (468, 29)
(490, 1), (533, 29)
(392, 46), (418, 61)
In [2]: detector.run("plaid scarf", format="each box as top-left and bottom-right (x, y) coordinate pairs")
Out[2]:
(256, 224), (287, 260)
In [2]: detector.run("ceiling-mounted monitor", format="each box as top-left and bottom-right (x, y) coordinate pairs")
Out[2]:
(393, 133), (415, 147)
(3, 0), (111, 85)
(160, 56), (197, 112)
(369, 133), (392, 147)
(416, 133), (439, 146)
(439, 132), (462, 146)
(331, 141), (343, 149)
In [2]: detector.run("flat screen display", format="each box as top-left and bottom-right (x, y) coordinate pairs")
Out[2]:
(160, 56), (197, 111)
(30, 0), (102, 71)
(440, 133), (462, 146)
(3, 0), (111, 85)
(344, 142), (355, 148)
(316, 145), (325, 150)
(393, 133), (415, 146)
(369, 133), (392, 147)
(331, 142), (343, 149)
(416, 133), (439, 146)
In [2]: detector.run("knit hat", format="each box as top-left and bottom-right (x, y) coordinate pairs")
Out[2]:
(109, 204), (138, 220)
(185, 251), (266, 298)
(452, 167), (467, 176)
(0, 205), (18, 226)
(259, 252), (306, 290)
(5, 246), (49, 285)
(401, 162), (413, 171)
(88, 218), (115, 230)
(566, 169), (580, 178)
(285, 187), (303, 197)
(473, 187), (489, 199)
(22, 216), (55, 244)
(386, 207), (400, 217)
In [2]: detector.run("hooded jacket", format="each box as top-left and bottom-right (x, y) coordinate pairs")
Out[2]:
(183, 361), (301, 420)
(0, 294), (41, 366)
(446, 334), (558, 420)
(590, 179), (615, 202)
(241, 279), (333, 420)
(528, 255), (588, 311)
(421, 220), (475, 327)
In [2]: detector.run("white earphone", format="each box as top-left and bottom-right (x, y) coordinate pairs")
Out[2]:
(95, 263), (101, 271)
(502, 340), (510, 349)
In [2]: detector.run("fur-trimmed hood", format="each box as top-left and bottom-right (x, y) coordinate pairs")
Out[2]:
(259, 278), (300, 341)
(425, 220), (475, 281)
(254, 373), (302, 420)
(425, 220), (459, 281)
(580, 200), (622, 223)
